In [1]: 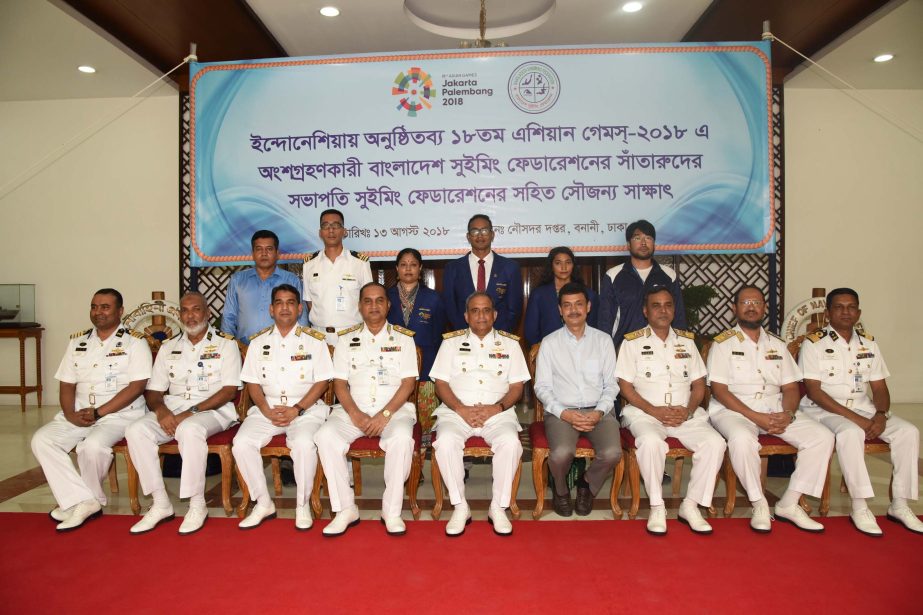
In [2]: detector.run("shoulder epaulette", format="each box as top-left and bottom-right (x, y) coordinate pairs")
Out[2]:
(338, 324), (362, 336)
(70, 328), (92, 339)
(806, 329), (827, 343)
(856, 328), (874, 341)
(392, 324), (416, 338)
(303, 250), (320, 263)
(713, 329), (739, 343)
(497, 330), (520, 341)
(350, 250), (369, 262)
(442, 329), (467, 340)
(128, 329), (145, 339)
(767, 332), (785, 343)
(216, 331), (235, 341)
(623, 327), (647, 342)
(674, 328), (695, 340)
(298, 326), (326, 341)
(250, 325), (273, 339)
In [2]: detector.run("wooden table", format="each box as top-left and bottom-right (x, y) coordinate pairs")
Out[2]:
(0, 326), (43, 412)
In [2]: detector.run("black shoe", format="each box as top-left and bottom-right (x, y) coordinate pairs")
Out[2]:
(575, 486), (594, 516)
(280, 458), (296, 487)
(552, 492), (573, 517)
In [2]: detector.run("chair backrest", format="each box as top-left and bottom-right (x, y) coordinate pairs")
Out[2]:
(325, 344), (337, 405)
(526, 342), (544, 422)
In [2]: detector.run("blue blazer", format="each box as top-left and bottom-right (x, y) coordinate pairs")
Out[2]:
(524, 283), (600, 347)
(442, 252), (523, 334)
(386, 285), (446, 382)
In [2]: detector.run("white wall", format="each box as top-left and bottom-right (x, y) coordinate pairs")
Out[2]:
(0, 95), (178, 407)
(784, 87), (923, 402)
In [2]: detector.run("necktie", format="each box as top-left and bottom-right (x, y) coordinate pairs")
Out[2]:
(477, 259), (486, 292)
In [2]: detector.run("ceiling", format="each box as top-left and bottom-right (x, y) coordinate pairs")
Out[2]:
(0, 0), (918, 102)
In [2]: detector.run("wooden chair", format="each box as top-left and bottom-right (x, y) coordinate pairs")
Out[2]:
(526, 343), (624, 519)
(820, 439), (891, 516)
(310, 346), (425, 520)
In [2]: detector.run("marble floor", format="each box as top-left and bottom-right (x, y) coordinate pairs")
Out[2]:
(1, 402), (920, 527)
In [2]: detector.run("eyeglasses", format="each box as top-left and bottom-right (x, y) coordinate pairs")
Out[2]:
(467, 228), (492, 236)
(738, 300), (765, 306)
(320, 222), (344, 231)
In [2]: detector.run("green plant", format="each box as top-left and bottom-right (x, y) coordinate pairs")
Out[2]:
(682, 284), (718, 332)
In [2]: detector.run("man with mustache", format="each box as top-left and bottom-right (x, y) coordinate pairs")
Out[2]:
(125, 292), (241, 535)
(32, 288), (152, 531)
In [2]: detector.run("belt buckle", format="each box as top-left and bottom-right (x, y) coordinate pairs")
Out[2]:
(664, 392), (672, 405)
(845, 398), (853, 409)
(88, 393), (96, 405)
(325, 327), (336, 333)
(184, 392), (191, 400)
(755, 392), (763, 400)
(281, 395), (288, 405)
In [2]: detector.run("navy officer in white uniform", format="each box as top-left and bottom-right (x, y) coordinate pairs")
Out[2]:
(799, 287), (922, 536)
(232, 283), (333, 530)
(430, 291), (529, 536)
(31, 288), (152, 531)
(125, 292), (241, 535)
(707, 285), (832, 533)
(315, 282), (419, 537)
(616, 285), (726, 535)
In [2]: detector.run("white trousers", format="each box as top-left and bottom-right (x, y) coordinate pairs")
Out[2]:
(30, 412), (135, 510)
(709, 408), (834, 501)
(432, 409), (522, 508)
(314, 405), (415, 519)
(232, 408), (325, 508)
(802, 408), (919, 500)
(125, 411), (232, 500)
(622, 407), (726, 507)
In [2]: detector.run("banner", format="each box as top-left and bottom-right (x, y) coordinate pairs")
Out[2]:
(190, 43), (772, 265)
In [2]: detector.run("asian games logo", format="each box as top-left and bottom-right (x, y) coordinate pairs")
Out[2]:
(508, 61), (560, 114)
(392, 67), (437, 117)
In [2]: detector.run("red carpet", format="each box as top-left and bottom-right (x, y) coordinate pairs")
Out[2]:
(2, 513), (920, 614)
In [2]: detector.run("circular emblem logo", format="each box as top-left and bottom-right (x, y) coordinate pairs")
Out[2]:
(508, 61), (561, 114)
(392, 67), (436, 117)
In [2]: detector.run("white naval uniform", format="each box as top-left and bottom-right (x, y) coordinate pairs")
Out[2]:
(706, 325), (833, 501)
(31, 327), (152, 510)
(302, 249), (373, 345)
(125, 327), (241, 501)
(314, 323), (418, 518)
(799, 326), (918, 500)
(231, 325), (333, 508)
(615, 327), (726, 507)
(430, 328), (529, 509)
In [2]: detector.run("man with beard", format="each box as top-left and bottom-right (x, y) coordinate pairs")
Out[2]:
(616, 286), (725, 535)
(315, 282), (419, 536)
(31, 288), (152, 531)
(598, 220), (686, 352)
(707, 286), (832, 533)
(430, 292), (529, 536)
(800, 288), (923, 536)
(232, 284), (333, 530)
(223, 230), (307, 345)
(533, 282), (620, 517)
(125, 292), (241, 535)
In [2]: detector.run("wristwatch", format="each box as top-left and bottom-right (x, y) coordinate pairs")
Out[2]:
(294, 403), (306, 417)
(92, 407), (101, 421)
(876, 410), (892, 419)
(382, 410), (391, 418)
(188, 405), (200, 415)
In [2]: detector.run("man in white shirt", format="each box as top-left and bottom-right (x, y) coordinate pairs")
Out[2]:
(534, 282), (620, 516)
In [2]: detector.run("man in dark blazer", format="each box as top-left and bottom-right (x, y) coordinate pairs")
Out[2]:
(442, 214), (523, 334)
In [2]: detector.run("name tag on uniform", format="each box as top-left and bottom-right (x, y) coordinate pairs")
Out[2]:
(641, 350), (654, 356)
(731, 351), (745, 356)
(105, 372), (118, 392)
(336, 295), (347, 312)
(197, 373), (209, 391)
(377, 367), (390, 386)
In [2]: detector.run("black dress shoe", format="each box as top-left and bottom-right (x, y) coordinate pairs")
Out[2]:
(552, 492), (573, 517)
(575, 486), (594, 516)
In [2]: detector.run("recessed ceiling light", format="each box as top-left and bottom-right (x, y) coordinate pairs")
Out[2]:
(319, 6), (340, 17)
(873, 53), (894, 63)
(622, 2), (643, 12)
(77, 65), (96, 74)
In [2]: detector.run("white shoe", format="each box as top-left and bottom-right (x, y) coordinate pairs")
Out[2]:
(445, 502), (472, 537)
(850, 508), (883, 537)
(178, 506), (208, 535)
(487, 503), (512, 536)
(750, 501), (772, 533)
(295, 505), (313, 531)
(48, 506), (74, 523)
(129, 505), (175, 535)
(56, 499), (102, 532)
(323, 505), (360, 537)
(678, 500), (713, 534)
(381, 516), (406, 535)
(886, 504), (923, 535)
(774, 503), (824, 533)
(239, 502), (277, 530)
(646, 505), (667, 535)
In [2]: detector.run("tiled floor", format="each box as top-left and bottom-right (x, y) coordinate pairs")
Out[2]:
(1, 402), (920, 525)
